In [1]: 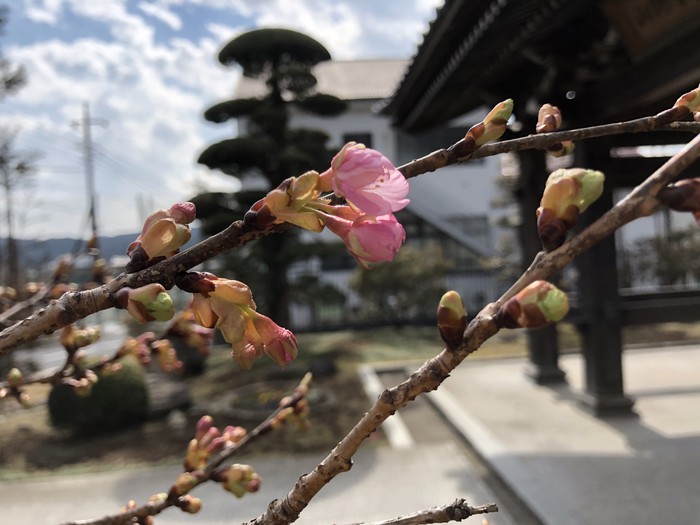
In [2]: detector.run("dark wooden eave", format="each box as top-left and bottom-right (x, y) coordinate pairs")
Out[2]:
(385, 0), (700, 132)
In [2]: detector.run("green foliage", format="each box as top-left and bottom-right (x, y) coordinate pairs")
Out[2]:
(47, 355), (149, 434)
(203, 98), (263, 123)
(624, 225), (700, 286)
(197, 137), (273, 176)
(295, 93), (348, 116)
(218, 28), (331, 74)
(350, 245), (451, 323)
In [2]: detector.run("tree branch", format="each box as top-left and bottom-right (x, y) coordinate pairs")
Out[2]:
(344, 499), (498, 525)
(398, 118), (699, 179)
(245, 130), (700, 525)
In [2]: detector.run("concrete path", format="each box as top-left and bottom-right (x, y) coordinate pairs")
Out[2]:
(426, 344), (700, 525)
(0, 443), (513, 524)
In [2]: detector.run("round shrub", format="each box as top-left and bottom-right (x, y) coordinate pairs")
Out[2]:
(48, 355), (149, 434)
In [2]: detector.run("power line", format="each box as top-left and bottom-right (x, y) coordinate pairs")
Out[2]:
(71, 102), (107, 248)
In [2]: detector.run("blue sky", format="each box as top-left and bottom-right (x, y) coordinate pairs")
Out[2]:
(2, 0), (442, 238)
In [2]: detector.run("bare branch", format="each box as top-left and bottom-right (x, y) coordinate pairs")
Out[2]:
(398, 117), (699, 180)
(344, 499), (498, 525)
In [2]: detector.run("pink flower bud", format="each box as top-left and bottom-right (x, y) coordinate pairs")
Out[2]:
(322, 206), (406, 268)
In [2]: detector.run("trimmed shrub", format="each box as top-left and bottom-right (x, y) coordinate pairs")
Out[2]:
(48, 355), (148, 434)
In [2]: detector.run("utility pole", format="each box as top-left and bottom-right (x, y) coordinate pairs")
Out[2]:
(73, 102), (106, 253)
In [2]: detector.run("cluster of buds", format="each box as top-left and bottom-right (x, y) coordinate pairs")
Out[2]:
(62, 366), (99, 397)
(117, 332), (156, 366)
(271, 372), (313, 431)
(657, 178), (700, 226)
(181, 272), (298, 369)
(126, 202), (196, 273)
(494, 281), (569, 329)
(0, 368), (30, 407)
(115, 283), (175, 324)
(184, 415), (247, 471)
(536, 168), (605, 251)
(211, 463), (261, 498)
(437, 290), (468, 349)
(167, 305), (215, 357)
(121, 499), (154, 525)
(116, 332), (183, 373)
(536, 103), (574, 157)
(150, 339), (183, 373)
(60, 324), (102, 351)
(246, 142), (409, 268)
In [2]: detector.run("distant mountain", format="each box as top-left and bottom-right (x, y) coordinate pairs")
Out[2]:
(15, 228), (203, 272)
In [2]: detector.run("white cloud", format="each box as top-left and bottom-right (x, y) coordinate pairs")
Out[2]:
(22, 0), (65, 25)
(8, 0), (441, 237)
(137, 1), (183, 31)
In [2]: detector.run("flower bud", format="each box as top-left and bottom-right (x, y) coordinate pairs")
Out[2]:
(495, 281), (569, 329)
(214, 464), (261, 498)
(116, 284), (175, 323)
(674, 84), (700, 113)
(437, 291), (467, 348)
(169, 471), (203, 497)
(536, 104), (562, 133)
(466, 99), (513, 147)
(537, 168), (605, 251)
(176, 495), (202, 514)
(7, 368), (23, 388)
(657, 178), (700, 213)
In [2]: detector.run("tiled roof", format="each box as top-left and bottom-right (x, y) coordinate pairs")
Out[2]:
(234, 59), (409, 101)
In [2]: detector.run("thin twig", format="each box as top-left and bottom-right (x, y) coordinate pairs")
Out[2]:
(398, 119), (699, 179)
(344, 499), (498, 525)
(61, 375), (310, 525)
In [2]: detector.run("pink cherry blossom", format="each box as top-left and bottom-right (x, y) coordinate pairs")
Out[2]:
(322, 206), (406, 268)
(319, 142), (409, 216)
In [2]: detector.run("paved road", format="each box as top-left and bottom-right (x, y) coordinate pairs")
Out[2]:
(0, 443), (513, 525)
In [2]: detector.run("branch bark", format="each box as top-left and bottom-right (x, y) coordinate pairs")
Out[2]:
(344, 499), (498, 525)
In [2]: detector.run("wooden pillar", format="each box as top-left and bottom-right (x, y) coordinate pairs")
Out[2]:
(517, 148), (566, 384)
(573, 139), (635, 416)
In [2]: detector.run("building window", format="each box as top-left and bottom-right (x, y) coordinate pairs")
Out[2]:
(343, 132), (373, 148)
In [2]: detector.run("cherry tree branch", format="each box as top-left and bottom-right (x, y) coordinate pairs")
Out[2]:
(61, 375), (311, 525)
(1, 110), (696, 357)
(344, 499), (498, 525)
(398, 117), (699, 179)
(244, 130), (700, 525)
